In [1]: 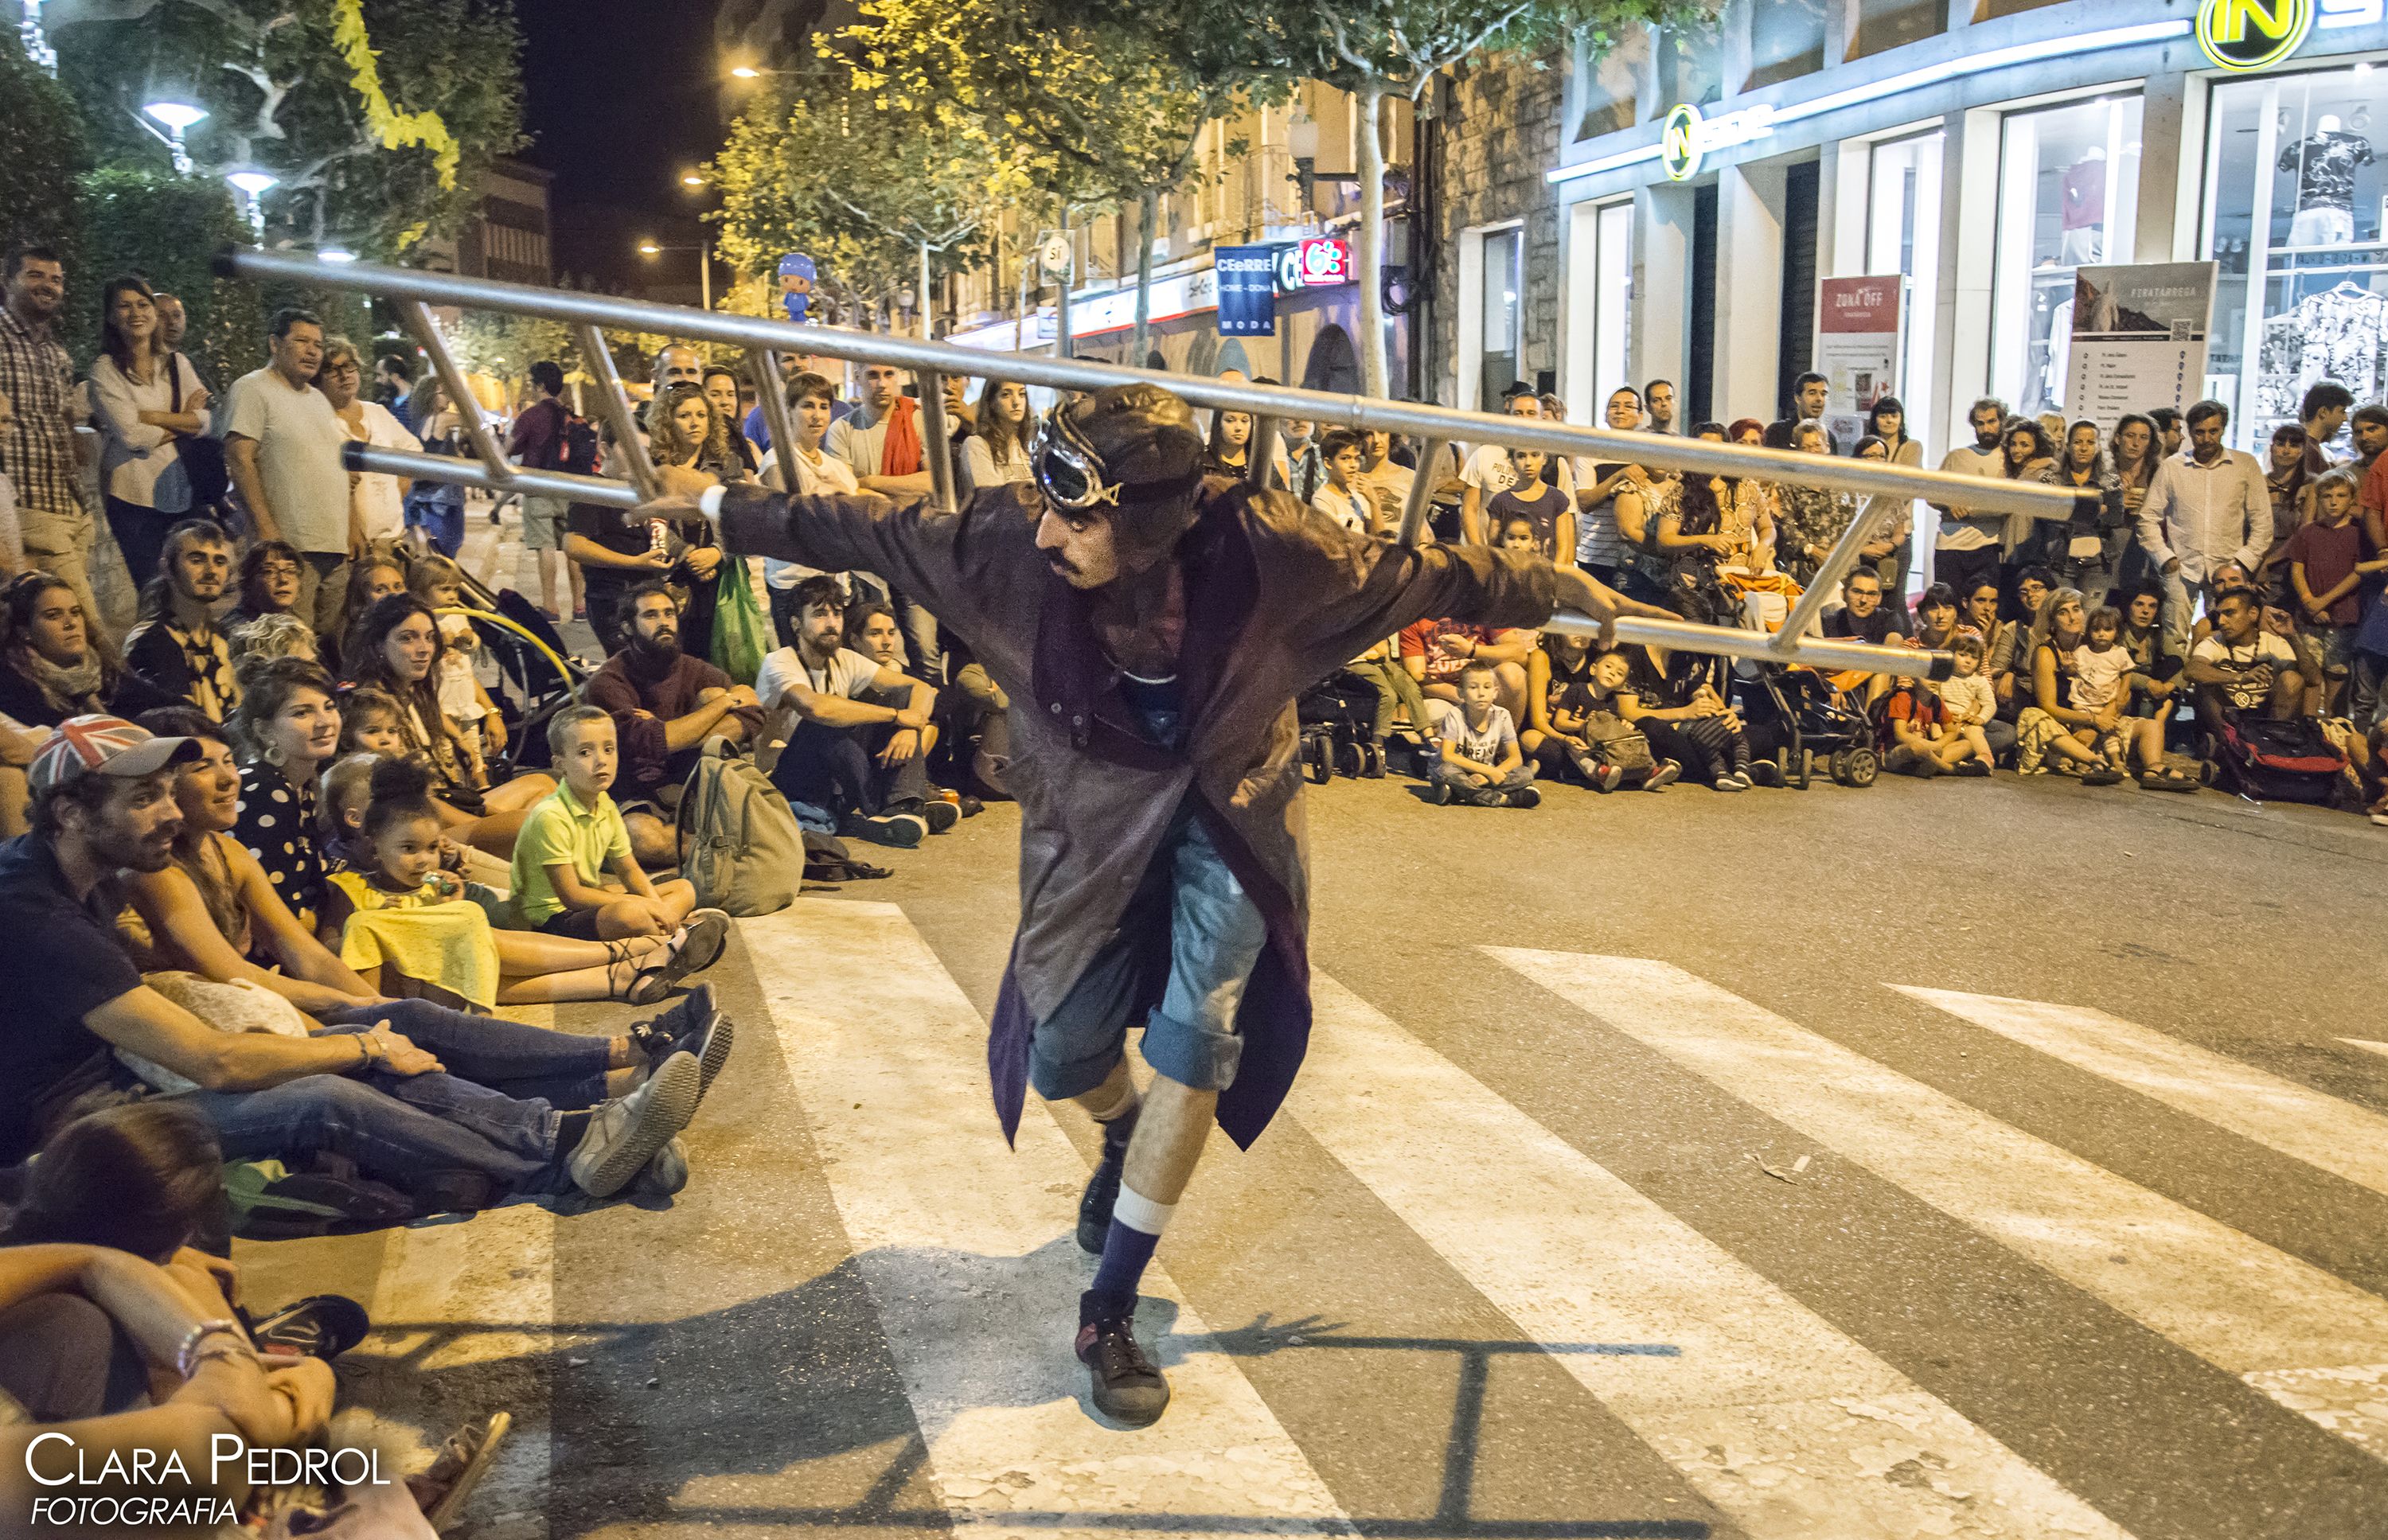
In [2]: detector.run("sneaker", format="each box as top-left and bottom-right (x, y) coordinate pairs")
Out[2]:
(1955, 759), (1992, 778)
(895, 797), (961, 834)
(1748, 758), (1785, 788)
(569, 1053), (700, 1199)
(644, 983), (715, 1051)
(1643, 759), (1681, 791)
(2082, 766), (2126, 786)
(675, 909), (732, 975)
(676, 1010), (736, 1102)
(1076, 1291), (1169, 1426)
(844, 811), (927, 848)
(246, 1293), (372, 1362)
(630, 1136), (689, 1197)
(1711, 773), (1747, 793)
(1906, 754), (1941, 778)
(1425, 780), (1453, 805)
(1504, 784), (1541, 808)
(1077, 1156), (1123, 1254)
(1590, 761), (1625, 793)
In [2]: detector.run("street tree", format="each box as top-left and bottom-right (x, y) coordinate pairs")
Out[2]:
(833, 0), (1285, 365)
(706, 69), (998, 338)
(49, 0), (525, 255)
(1126, 0), (1679, 396)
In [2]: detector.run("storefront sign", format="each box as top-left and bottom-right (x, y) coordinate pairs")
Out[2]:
(2197, 0), (2314, 71)
(1069, 266), (1218, 338)
(1814, 276), (1902, 446)
(1276, 237), (1352, 292)
(1657, 102), (1777, 182)
(2062, 262), (2218, 426)
(1216, 244), (1278, 337)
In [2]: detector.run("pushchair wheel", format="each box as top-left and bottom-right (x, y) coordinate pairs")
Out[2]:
(1360, 742), (1387, 778)
(1791, 747), (1814, 790)
(1335, 739), (1364, 778)
(1829, 746), (1879, 788)
(1303, 731), (1334, 785)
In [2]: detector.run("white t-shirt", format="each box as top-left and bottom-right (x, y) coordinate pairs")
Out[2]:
(2069, 641), (2136, 712)
(1462, 444), (1574, 501)
(757, 643), (881, 708)
(2190, 630), (2296, 712)
(757, 444), (860, 590)
(224, 368), (354, 554)
(961, 432), (1034, 494)
(1934, 444), (2007, 552)
(1439, 703), (1518, 766)
(341, 400), (422, 542)
(1311, 482), (1370, 535)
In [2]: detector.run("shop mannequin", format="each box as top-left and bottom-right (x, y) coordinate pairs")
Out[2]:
(2281, 114), (2375, 247)
(2061, 146), (2108, 266)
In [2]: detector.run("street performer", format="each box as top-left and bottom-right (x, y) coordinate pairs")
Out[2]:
(642, 384), (1665, 1425)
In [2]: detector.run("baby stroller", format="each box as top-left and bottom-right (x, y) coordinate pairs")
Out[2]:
(437, 563), (592, 779)
(1708, 564), (1880, 789)
(1297, 669), (1387, 782)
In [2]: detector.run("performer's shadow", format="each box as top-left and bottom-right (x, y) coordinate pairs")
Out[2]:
(363, 1237), (1700, 1538)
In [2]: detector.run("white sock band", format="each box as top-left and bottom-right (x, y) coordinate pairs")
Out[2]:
(1112, 1184), (1176, 1237)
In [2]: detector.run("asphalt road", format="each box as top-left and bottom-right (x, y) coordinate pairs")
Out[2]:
(239, 768), (2388, 1540)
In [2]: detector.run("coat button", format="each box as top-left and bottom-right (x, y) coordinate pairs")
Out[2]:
(1051, 702), (1063, 714)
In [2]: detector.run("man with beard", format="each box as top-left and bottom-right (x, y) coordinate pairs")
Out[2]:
(583, 584), (762, 852)
(1930, 396), (2012, 598)
(0, 715), (707, 1196)
(121, 521), (240, 723)
(642, 382), (1664, 1425)
(753, 577), (945, 848)
(0, 246), (104, 634)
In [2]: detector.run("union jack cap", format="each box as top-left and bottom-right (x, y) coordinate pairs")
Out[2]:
(28, 715), (199, 795)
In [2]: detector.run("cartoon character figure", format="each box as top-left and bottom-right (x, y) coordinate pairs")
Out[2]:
(778, 252), (816, 324)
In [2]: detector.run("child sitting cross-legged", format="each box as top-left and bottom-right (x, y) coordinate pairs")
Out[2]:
(1880, 663), (1989, 778)
(511, 705), (728, 948)
(1427, 659), (1541, 807)
(323, 758), (720, 1008)
(1933, 634), (2000, 770)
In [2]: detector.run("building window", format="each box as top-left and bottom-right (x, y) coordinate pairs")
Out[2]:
(1478, 227), (1524, 411)
(1573, 27), (1645, 141)
(1748, 0), (1828, 92)
(1656, 21), (1723, 111)
(1851, 0), (1945, 62)
(1868, 130), (1945, 451)
(2204, 64), (2388, 450)
(1989, 92), (2144, 417)
(1564, 201), (1633, 415)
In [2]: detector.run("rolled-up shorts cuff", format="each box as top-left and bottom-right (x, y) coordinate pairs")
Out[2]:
(1138, 1007), (1243, 1092)
(1028, 1031), (1126, 1101)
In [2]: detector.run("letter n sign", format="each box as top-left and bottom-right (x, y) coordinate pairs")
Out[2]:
(1661, 103), (1704, 182)
(2198, 0), (2314, 70)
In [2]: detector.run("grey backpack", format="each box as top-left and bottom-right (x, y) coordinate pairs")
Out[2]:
(675, 740), (803, 915)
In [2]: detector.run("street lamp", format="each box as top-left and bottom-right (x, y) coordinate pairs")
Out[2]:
(226, 170), (278, 239)
(729, 64), (763, 80)
(140, 100), (208, 177)
(318, 249), (357, 263)
(681, 173), (708, 188)
(638, 238), (712, 311)
(20, 0), (56, 75)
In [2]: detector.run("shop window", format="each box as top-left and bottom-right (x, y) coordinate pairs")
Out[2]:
(1850, 0), (1945, 62)
(1573, 27), (1645, 142)
(2204, 65), (2388, 451)
(1867, 131), (1945, 453)
(1779, 162), (1822, 409)
(1564, 201), (1634, 415)
(1478, 228), (1525, 411)
(1303, 326), (1362, 396)
(1749, 0), (1828, 92)
(1657, 21), (1723, 111)
(1988, 94), (2144, 417)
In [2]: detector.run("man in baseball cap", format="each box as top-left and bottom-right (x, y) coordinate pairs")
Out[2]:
(29, 713), (201, 801)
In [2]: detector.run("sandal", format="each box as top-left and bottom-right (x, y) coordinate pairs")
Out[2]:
(612, 934), (700, 1008)
(412, 1411), (512, 1532)
(244, 1294), (372, 1362)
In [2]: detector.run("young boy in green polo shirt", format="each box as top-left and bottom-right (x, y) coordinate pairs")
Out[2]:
(513, 706), (724, 957)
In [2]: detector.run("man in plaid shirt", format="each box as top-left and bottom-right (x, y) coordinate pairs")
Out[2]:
(0, 245), (103, 634)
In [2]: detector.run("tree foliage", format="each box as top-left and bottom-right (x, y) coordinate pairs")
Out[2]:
(50, 0), (526, 255)
(0, 37), (95, 267)
(705, 68), (1000, 332)
(72, 166), (269, 382)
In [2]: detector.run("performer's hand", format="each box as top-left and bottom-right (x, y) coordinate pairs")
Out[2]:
(654, 463), (716, 500)
(630, 489), (707, 532)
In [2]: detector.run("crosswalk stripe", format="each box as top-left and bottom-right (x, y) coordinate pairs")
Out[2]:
(1494, 950), (2388, 1464)
(1895, 986), (2388, 1200)
(743, 899), (1356, 1537)
(1294, 973), (2134, 1540)
(2341, 1039), (2388, 1062)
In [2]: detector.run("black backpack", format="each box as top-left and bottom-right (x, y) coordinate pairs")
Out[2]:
(558, 413), (600, 477)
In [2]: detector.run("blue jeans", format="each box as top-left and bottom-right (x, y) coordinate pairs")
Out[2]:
(177, 1070), (564, 1195)
(1028, 809), (1270, 1099)
(315, 1000), (611, 1109)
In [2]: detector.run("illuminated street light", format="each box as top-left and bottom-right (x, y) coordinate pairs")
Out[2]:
(225, 170), (278, 238)
(681, 173), (708, 187)
(639, 238), (712, 311)
(318, 249), (357, 263)
(140, 99), (208, 176)
(730, 64), (762, 79)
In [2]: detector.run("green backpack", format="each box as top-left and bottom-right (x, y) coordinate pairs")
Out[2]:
(675, 739), (803, 916)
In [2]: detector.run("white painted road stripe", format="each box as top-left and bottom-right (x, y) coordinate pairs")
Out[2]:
(746, 899), (1355, 1537)
(2341, 1039), (2388, 1062)
(1296, 973), (2134, 1540)
(1496, 951), (2388, 1463)
(1897, 986), (2388, 1200)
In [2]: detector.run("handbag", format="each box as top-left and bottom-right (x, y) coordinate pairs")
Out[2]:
(710, 556), (771, 685)
(168, 354), (231, 509)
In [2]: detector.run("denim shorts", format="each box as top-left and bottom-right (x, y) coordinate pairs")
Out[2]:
(1026, 809), (1269, 1100)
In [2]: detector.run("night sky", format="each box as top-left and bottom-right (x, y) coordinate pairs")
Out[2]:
(515, 0), (725, 294)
